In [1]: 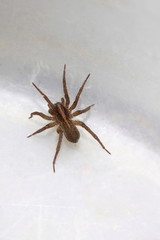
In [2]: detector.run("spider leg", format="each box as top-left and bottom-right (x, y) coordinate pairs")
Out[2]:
(73, 120), (111, 154)
(29, 111), (55, 120)
(61, 97), (65, 106)
(72, 104), (95, 118)
(69, 73), (90, 111)
(27, 122), (57, 138)
(62, 64), (70, 107)
(32, 82), (54, 108)
(53, 129), (63, 172)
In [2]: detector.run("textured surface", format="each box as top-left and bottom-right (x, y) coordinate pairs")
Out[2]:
(0, 0), (160, 239)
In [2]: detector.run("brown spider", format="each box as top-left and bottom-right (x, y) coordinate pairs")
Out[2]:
(28, 65), (111, 172)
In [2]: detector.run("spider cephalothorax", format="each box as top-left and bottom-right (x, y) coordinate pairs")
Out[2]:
(28, 65), (111, 172)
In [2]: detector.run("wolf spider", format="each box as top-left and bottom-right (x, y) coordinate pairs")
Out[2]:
(28, 65), (111, 172)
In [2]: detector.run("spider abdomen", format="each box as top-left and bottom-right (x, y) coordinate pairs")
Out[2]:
(63, 121), (80, 143)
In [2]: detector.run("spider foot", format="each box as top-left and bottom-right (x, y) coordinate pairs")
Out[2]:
(27, 134), (32, 138)
(104, 148), (111, 155)
(53, 164), (56, 173)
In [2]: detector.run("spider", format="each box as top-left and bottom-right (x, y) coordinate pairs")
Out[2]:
(28, 65), (111, 172)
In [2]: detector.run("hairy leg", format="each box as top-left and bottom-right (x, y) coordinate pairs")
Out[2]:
(69, 73), (90, 111)
(53, 129), (63, 172)
(73, 120), (111, 154)
(72, 104), (94, 118)
(27, 122), (57, 138)
(32, 82), (54, 108)
(29, 111), (54, 120)
(61, 97), (65, 106)
(62, 64), (70, 107)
